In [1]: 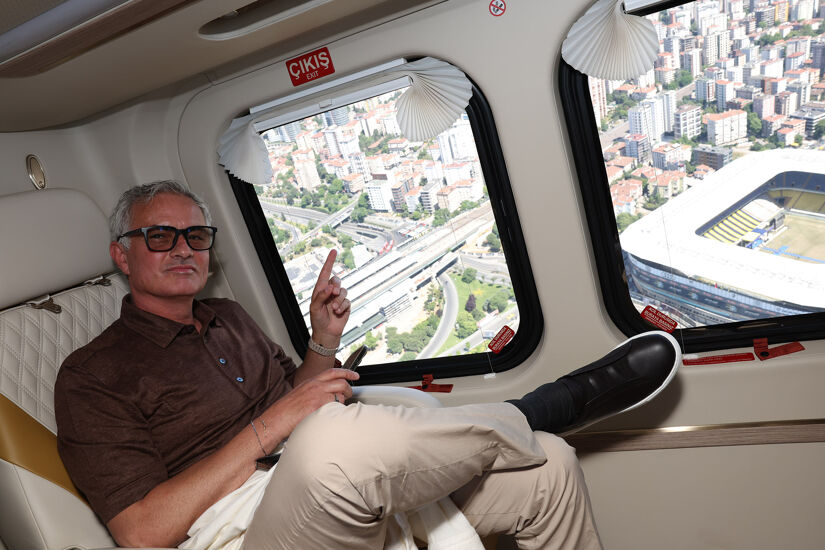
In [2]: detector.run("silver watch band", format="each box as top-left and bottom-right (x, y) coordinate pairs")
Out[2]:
(307, 337), (338, 357)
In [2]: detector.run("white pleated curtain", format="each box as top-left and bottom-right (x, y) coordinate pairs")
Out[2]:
(217, 57), (473, 186)
(561, 0), (660, 81)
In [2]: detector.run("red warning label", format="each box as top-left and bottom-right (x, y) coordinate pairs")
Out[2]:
(488, 325), (515, 353)
(640, 306), (677, 333)
(286, 47), (335, 86)
(753, 338), (805, 361)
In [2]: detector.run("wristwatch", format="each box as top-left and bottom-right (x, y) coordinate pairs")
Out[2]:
(307, 337), (338, 357)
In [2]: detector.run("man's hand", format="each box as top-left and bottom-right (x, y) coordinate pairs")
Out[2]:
(269, 368), (360, 437)
(309, 250), (351, 348)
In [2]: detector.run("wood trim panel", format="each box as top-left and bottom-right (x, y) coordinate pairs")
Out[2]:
(0, 0), (198, 77)
(0, 394), (83, 500)
(564, 419), (825, 453)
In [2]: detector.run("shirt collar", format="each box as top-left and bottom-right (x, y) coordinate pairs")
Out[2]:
(120, 295), (219, 348)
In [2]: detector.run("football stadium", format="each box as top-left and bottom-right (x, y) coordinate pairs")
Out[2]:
(620, 148), (825, 327)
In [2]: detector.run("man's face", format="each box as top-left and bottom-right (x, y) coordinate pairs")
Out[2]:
(111, 193), (210, 305)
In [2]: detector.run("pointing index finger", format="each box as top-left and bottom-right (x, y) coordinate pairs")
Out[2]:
(314, 249), (337, 293)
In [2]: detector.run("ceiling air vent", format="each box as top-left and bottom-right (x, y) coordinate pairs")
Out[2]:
(199, 0), (333, 41)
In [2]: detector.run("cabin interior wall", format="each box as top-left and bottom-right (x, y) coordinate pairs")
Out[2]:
(0, 0), (823, 548)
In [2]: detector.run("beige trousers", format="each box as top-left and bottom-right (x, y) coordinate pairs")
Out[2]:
(243, 402), (602, 550)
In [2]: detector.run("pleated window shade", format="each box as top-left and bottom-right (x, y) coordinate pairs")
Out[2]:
(217, 57), (473, 186)
(561, 0), (660, 81)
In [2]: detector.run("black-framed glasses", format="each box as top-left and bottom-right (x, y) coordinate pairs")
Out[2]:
(117, 225), (217, 252)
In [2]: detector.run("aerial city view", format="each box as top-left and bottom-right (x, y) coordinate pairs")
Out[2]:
(591, 0), (825, 328)
(256, 90), (517, 366)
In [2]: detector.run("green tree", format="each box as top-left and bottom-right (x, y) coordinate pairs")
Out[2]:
(814, 119), (825, 140)
(385, 327), (403, 354)
(488, 289), (510, 313)
(341, 249), (355, 269)
(795, 134), (803, 146)
(400, 352), (417, 361)
(615, 212), (642, 233)
(747, 111), (763, 137)
(432, 208), (452, 227)
(339, 234), (354, 248)
(425, 285), (443, 312)
(461, 268), (477, 283)
(455, 311), (478, 339)
(351, 207), (368, 223)
(364, 331), (379, 350)
(485, 232), (501, 252)
(471, 308), (484, 321)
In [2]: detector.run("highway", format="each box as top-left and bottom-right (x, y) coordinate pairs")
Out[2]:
(417, 273), (458, 359)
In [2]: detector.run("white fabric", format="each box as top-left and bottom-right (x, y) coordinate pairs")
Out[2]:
(180, 466), (483, 550)
(561, 0), (659, 80)
(216, 115), (274, 186)
(394, 57), (474, 142)
(180, 468), (276, 550)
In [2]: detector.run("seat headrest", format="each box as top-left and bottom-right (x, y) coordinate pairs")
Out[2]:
(0, 189), (114, 310)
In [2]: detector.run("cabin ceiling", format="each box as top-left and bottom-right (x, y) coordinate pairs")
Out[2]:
(0, 0), (438, 132)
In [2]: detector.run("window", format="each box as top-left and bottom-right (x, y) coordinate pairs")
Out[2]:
(230, 67), (542, 383)
(560, 0), (825, 351)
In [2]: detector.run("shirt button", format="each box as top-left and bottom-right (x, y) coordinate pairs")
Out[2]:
(219, 358), (227, 365)
(236, 377), (244, 383)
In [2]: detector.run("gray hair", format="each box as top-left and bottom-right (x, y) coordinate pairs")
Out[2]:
(109, 181), (213, 248)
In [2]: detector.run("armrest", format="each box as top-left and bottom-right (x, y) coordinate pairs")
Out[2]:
(350, 386), (444, 408)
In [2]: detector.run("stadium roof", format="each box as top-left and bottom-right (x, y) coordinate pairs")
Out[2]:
(621, 148), (825, 308)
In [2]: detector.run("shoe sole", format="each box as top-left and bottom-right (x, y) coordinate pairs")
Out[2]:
(560, 330), (681, 437)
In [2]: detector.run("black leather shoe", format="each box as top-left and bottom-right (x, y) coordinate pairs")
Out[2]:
(557, 331), (680, 435)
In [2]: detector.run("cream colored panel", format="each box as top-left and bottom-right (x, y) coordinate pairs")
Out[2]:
(0, 460), (114, 550)
(580, 442), (825, 550)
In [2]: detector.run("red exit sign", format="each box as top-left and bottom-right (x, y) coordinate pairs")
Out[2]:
(286, 47), (335, 86)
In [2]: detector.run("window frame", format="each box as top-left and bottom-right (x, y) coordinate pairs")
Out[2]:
(558, 57), (825, 353)
(229, 78), (543, 385)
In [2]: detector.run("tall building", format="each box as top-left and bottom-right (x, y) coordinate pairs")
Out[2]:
(663, 36), (682, 69)
(588, 77), (608, 126)
(692, 144), (733, 170)
(275, 121), (302, 142)
(291, 150), (322, 191)
(788, 80), (812, 107)
(629, 98), (665, 144)
(681, 48), (703, 77)
(674, 104), (702, 139)
(323, 106), (349, 127)
(365, 179), (394, 211)
(753, 94), (776, 118)
(661, 90), (677, 133)
(792, 0), (814, 21)
(703, 31), (731, 66)
(623, 134), (652, 163)
(811, 41), (825, 77)
(775, 91), (799, 115)
(706, 109), (747, 145)
(695, 77), (716, 103)
(716, 79), (736, 111)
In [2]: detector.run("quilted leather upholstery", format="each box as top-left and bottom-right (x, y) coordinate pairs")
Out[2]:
(0, 274), (129, 434)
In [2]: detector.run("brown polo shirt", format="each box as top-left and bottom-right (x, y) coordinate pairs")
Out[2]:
(54, 296), (298, 524)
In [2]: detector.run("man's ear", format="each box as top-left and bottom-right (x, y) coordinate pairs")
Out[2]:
(110, 241), (130, 276)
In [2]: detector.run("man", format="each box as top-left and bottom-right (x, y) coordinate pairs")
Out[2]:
(55, 181), (678, 549)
